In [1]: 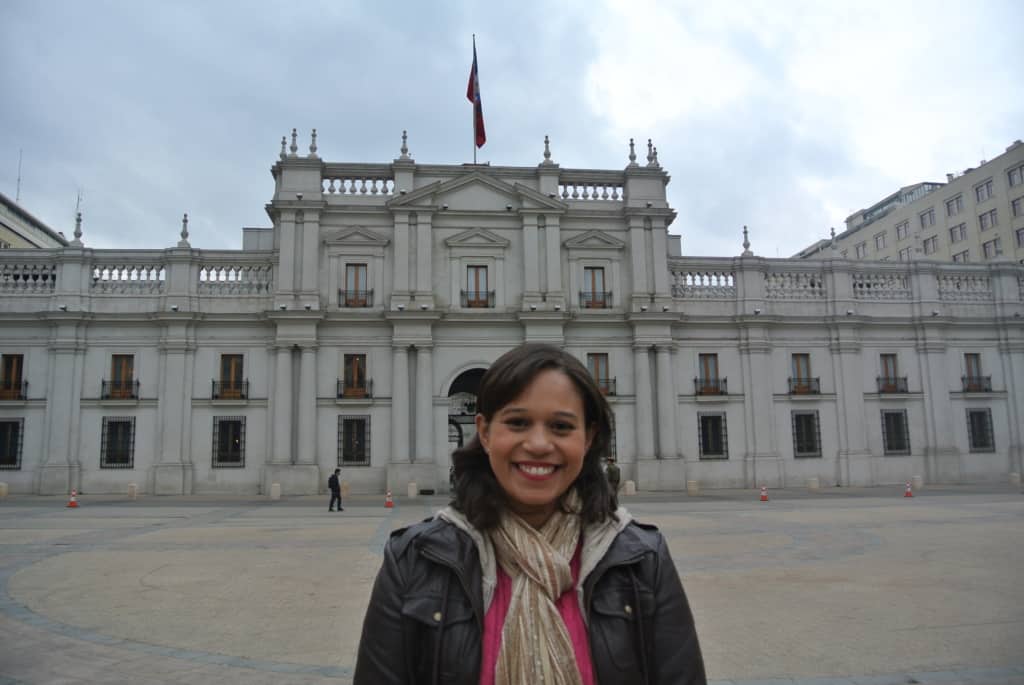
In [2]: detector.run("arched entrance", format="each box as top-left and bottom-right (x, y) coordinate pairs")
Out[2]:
(447, 368), (486, 487)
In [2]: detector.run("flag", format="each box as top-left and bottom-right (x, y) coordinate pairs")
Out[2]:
(466, 38), (486, 148)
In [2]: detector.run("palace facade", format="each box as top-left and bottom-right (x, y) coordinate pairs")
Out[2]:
(1, 131), (1022, 495)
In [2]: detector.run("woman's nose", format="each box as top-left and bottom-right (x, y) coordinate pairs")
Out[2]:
(523, 426), (553, 453)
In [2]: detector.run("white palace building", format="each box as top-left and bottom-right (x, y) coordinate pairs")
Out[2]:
(1, 130), (1022, 496)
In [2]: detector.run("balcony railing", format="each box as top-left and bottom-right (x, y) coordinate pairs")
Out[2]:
(212, 380), (249, 400)
(461, 290), (495, 308)
(101, 380), (140, 400)
(337, 379), (373, 399)
(962, 375), (993, 392)
(788, 377), (821, 394)
(338, 289), (373, 308)
(595, 377), (616, 396)
(580, 291), (612, 309)
(876, 376), (909, 393)
(0, 381), (28, 401)
(694, 377), (728, 395)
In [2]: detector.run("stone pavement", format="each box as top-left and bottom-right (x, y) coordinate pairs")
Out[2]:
(0, 484), (1022, 685)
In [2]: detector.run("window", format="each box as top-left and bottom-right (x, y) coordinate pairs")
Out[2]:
(215, 354), (246, 399)
(0, 239), (11, 249)
(101, 417), (135, 469)
(966, 409), (995, 452)
(587, 353), (614, 395)
(949, 223), (967, 243)
(1009, 164), (1024, 188)
(0, 354), (24, 400)
(338, 416), (370, 465)
(1016, 227), (1024, 248)
(792, 411), (821, 458)
(898, 247), (912, 261)
(463, 265), (492, 308)
(945, 195), (963, 217)
(698, 413), (728, 459)
(106, 354), (136, 399)
(697, 353), (725, 394)
(880, 353), (898, 380)
(962, 353), (989, 392)
(923, 236), (939, 255)
(342, 354), (369, 397)
(979, 209), (998, 231)
(964, 353), (982, 378)
(0, 419), (23, 469)
(854, 242), (867, 259)
(881, 410), (910, 455)
(342, 263), (370, 307)
(873, 232), (887, 250)
(789, 354), (819, 394)
(213, 417), (245, 467)
(582, 266), (609, 308)
(974, 178), (994, 202)
(953, 250), (970, 263)
(919, 208), (935, 228)
(895, 221), (909, 241)
(1012, 196), (1024, 218)
(982, 237), (1002, 259)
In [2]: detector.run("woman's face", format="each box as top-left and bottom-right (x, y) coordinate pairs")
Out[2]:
(476, 368), (593, 528)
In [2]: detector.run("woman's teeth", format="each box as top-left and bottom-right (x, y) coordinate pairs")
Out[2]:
(517, 464), (556, 476)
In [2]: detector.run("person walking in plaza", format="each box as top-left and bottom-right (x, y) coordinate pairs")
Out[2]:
(355, 343), (706, 684)
(605, 456), (621, 494)
(328, 468), (343, 512)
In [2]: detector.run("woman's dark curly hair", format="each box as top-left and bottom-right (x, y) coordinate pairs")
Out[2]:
(450, 343), (617, 530)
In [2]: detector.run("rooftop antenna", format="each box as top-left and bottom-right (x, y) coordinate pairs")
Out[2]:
(15, 149), (23, 202)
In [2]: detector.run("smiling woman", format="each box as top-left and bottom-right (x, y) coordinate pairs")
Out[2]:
(354, 343), (706, 685)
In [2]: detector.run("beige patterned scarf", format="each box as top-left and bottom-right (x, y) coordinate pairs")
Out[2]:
(489, 492), (583, 685)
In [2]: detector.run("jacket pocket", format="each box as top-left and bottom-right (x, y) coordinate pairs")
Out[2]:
(590, 582), (657, 682)
(400, 594), (477, 683)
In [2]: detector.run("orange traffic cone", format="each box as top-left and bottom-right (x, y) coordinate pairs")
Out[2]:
(760, 486), (769, 502)
(385, 490), (394, 508)
(904, 482), (913, 498)
(66, 489), (79, 508)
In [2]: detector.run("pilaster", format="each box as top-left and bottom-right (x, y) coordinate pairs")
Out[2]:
(654, 344), (678, 459)
(271, 346), (293, 464)
(391, 345), (410, 463)
(297, 345), (317, 464)
(414, 345), (434, 463)
(415, 212), (433, 302)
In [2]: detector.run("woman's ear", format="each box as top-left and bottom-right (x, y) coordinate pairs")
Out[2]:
(475, 413), (490, 452)
(585, 424), (596, 453)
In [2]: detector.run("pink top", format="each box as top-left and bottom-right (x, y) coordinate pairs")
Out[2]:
(479, 543), (595, 685)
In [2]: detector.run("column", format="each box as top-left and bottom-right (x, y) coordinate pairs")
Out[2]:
(154, 333), (191, 494)
(37, 336), (82, 494)
(276, 212), (297, 305)
(919, 341), (959, 482)
(832, 339), (871, 485)
(739, 336), (779, 488)
(650, 221), (670, 297)
(272, 346), (293, 463)
(393, 213), (410, 296)
(545, 216), (562, 304)
(655, 345), (678, 459)
(300, 212), (319, 300)
(414, 346), (434, 463)
(415, 214), (432, 296)
(633, 345), (655, 459)
(392, 345), (410, 462)
(522, 215), (540, 303)
(296, 346), (317, 464)
(629, 219), (649, 303)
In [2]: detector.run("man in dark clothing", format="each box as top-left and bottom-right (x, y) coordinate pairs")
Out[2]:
(328, 468), (344, 511)
(605, 457), (621, 492)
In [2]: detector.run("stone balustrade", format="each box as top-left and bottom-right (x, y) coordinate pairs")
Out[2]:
(558, 171), (625, 202)
(0, 257), (57, 294)
(321, 164), (394, 196)
(91, 261), (166, 294)
(197, 256), (274, 295)
(852, 271), (911, 300)
(764, 269), (827, 300)
(669, 262), (737, 298)
(937, 273), (993, 301)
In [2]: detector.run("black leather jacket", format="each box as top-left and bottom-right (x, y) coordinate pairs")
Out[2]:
(354, 517), (706, 685)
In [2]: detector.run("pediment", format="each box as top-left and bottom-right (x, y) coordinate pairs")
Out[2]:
(322, 226), (390, 246)
(444, 227), (511, 248)
(387, 171), (565, 212)
(562, 230), (626, 250)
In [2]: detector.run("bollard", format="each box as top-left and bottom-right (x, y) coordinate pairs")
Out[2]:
(0, 482), (7, 498)
(1010, 472), (1021, 487)
(623, 480), (636, 496)
(127, 483), (138, 500)
(407, 482), (418, 498)
(686, 480), (700, 496)
(269, 482), (281, 500)
(912, 475), (924, 491)
(806, 477), (820, 491)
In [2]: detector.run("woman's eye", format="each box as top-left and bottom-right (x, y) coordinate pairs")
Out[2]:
(504, 418), (528, 429)
(551, 422), (574, 433)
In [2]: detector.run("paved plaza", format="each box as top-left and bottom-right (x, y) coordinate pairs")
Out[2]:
(0, 485), (1022, 685)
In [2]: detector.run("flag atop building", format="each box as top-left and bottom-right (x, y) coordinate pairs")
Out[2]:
(466, 37), (486, 149)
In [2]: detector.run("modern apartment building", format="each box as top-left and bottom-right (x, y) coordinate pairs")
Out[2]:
(797, 140), (1024, 263)
(0, 192), (69, 249)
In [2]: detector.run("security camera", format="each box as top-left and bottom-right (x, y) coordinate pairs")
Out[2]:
(640, 305), (648, 312)
(506, 204), (513, 211)
(530, 304), (537, 311)
(645, 201), (653, 208)
(554, 304), (561, 311)
(304, 304), (312, 311)
(296, 193), (303, 201)
(846, 309), (854, 316)
(397, 304), (405, 311)
(442, 204), (449, 210)
(420, 304), (428, 311)
(171, 305), (179, 312)
(931, 310), (940, 317)
(58, 304), (67, 312)
(399, 189), (407, 195)
(754, 308), (761, 315)
(279, 304), (287, 311)
(662, 305), (670, 312)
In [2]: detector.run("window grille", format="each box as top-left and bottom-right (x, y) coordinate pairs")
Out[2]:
(966, 409), (995, 452)
(212, 416), (246, 467)
(338, 416), (371, 466)
(608, 413), (617, 460)
(698, 413), (728, 460)
(0, 418), (24, 469)
(792, 411), (821, 458)
(881, 410), (910, 455)
(101, 416), (135, 469)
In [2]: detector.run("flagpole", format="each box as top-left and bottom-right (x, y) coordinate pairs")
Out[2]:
(472, 34), (477, 165)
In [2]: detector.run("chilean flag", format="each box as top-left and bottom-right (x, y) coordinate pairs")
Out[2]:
(466, 38), (486, 148)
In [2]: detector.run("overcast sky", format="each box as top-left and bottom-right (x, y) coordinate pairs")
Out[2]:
(2, 0), (1022, 257)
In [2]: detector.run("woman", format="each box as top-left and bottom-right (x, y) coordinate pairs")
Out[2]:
(354, 343), (706, 685)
